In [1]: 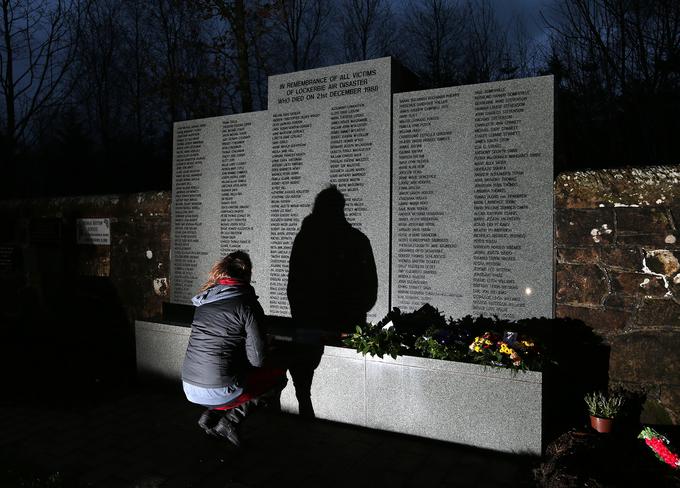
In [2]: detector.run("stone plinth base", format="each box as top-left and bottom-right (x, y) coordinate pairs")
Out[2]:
(135, 320), (542, 454)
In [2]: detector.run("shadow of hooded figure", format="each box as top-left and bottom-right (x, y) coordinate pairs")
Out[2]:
(284, 185), (378, 417)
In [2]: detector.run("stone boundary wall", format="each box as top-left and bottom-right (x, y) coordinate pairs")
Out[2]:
(555, 165), (680, 424)
(3, 165), (679, 424)
(0, 192), (170, 322)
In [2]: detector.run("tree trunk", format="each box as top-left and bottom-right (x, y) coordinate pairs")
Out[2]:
(234, 0), (252, 112)
(2, 0), (16, 153)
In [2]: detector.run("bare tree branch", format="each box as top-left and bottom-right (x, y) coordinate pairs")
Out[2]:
(0, 0), (79, 150)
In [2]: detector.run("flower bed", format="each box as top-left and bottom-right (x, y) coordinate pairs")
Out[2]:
(343, 304), (550, 372)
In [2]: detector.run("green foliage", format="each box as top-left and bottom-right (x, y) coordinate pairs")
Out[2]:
(343, 304), (550, 372)
(343, 305), (452, 359)
(584, 391), (624, 419)
(414, 333), (468, 362)
(343, 323), (403, 359)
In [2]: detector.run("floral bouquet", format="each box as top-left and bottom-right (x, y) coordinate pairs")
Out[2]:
(345, 307), (547, 372)
(639, 427), (680, 469)
(468, 331), (538, 369)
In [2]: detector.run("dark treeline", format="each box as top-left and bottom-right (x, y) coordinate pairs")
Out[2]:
(1, 0), (679, 198)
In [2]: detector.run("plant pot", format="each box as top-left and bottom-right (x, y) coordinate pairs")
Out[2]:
(590, 415), (613, 433)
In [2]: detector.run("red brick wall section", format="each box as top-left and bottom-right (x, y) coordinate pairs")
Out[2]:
(555, 166), (680, 424)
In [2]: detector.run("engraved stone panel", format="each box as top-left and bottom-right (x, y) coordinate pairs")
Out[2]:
(267, 57), (392, 320)
(170, 112), (270, 305)
(392, 76), (554, 319)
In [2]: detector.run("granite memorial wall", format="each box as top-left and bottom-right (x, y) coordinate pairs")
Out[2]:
(266, 57), (392, 320)
(171, 111), (270, 305)
(393, 76), (554, 319)
(170, 57), (554, 321)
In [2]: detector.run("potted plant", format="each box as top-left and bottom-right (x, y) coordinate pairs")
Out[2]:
(584, 391), (623, 433)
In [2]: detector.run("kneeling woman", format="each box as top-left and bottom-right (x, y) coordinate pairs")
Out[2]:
(182, 251), (276, 447)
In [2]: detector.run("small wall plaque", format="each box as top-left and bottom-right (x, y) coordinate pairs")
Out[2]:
(77, 218), (111, 245)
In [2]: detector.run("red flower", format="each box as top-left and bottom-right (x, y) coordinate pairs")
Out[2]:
(646, 438), (680, 467)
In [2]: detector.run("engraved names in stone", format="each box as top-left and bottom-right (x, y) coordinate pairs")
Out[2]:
(171, 121), (215, 303)
(472, 85), (531, 316)
(329, 103), (370, 223)
(269, 111), (315, 314)
(170, 113), (270, 305)
(394, 91), (471, 317)
(171, 63), (553, 321)
(393, 76), (553, 319)
(268, 57), (392, 320)
(220, 113), (271, 308)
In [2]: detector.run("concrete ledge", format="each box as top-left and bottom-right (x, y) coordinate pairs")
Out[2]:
(136, 321), (542, 454)
(280, 346), (367, 427)
(135, 320), (190, 382)
(364, 351), (542, 454)
(279, 345), (542, 454)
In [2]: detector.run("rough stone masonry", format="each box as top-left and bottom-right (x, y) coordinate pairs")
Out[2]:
(1, 165), (679, 424)
(555, 165), (680, 424)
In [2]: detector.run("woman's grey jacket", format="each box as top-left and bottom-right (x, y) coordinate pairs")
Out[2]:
(181, 284), (266, 388)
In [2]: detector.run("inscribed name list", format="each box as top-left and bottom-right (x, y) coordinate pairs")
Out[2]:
(268, 57), (392, 320)
(170, 112), (270, 305)
(393, 76), (554, 319)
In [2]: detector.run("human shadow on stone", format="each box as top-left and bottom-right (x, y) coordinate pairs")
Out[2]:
(284, 185), (378, 418)
(287, 185), (378, 334)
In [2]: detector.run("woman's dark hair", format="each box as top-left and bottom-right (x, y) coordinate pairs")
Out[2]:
(200, 250), (252, 291)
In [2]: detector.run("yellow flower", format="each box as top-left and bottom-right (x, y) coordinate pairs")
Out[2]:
(469, 336), (489, 353)
(499, 342), (516, 356)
